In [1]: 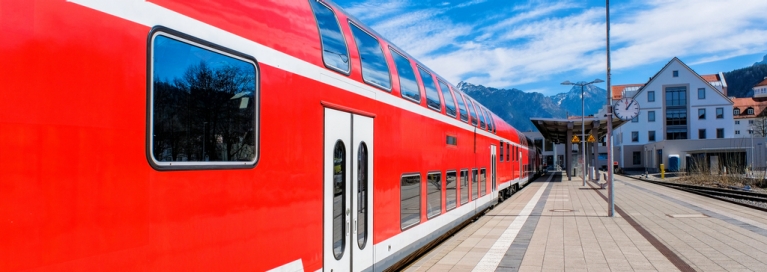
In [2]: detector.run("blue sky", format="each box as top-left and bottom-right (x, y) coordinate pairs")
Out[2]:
(332, 0), (767, 96)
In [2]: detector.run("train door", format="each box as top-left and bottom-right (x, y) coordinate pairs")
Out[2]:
(323, 108), (374, 272)
(490, 145), (496, 198)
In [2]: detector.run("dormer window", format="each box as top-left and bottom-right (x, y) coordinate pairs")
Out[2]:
(734, 108), (741, 115)
(747, 108), (754, 115)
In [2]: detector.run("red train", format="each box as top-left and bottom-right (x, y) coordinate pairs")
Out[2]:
(0, 0), (541, 271)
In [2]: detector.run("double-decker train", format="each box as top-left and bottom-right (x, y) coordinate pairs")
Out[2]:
(0, 0), (541, 271)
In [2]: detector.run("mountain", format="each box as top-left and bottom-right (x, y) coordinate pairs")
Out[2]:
(754, 54), (767, 66)
(723, 64), (767, 97)
(457, 82), (607, 132)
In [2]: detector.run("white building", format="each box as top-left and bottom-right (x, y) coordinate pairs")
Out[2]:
(733, 77), (767, 137)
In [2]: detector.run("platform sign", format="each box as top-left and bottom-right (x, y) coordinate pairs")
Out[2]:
(571, 135), (580, 143)
(587, 135), (596, 143)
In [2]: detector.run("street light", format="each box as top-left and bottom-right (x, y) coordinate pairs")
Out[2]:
(562, 79), (604, 186)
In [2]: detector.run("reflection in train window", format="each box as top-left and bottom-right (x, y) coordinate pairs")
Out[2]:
(475, 101), (486, 129)
(426, 172), (442, 219)
(460, 169), (469, 204)
(467, 96), (478, 127)
(309, 0), (350, 74)
(332, 141), (346, 260)
(400, 174), (421, 230)
(439, 80), (457, 118)
(472, 169), (478, 200)
(356, 142), (368, 249)
(349, 23), (391, 91)
(150, 31), (257, 169)
(480, 169), (486, 197)
(391, 49), (420, 103)
(419, 67), (442, 112)
(445, 171), (457, 211)
(455, 91), (469, 123)
(500, 141), (504, 162)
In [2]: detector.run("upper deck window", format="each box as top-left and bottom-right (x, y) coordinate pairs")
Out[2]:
(149, 28), (258, 170)
(438, 80), (457, 118)
(474, 101), (486, 129)
(390, 49), (420, 103)
(349, 23), (391, 91)
(455, 91), (469, 123)
(310, 0), (350, 74)
(466, 96), (478, 126)
(482, 108), (493, 132)
(418, 67), (442, 112)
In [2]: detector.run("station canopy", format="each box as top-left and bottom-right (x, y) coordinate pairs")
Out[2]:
(530, 115), (628, 144)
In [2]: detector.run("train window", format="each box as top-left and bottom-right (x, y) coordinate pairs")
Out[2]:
(400, 174), (421, 230)
(460, 169), (469, 204)
(357, 142), (368, 249)
(418, 67), (442, 112)
(466, 96), (478, 126)
(349, 23), (391, 91)
(484, 109), (494, 132)
(446, 135), (457, 145)
(390, 49), (420, 103)
(507, 143), (510, 161)
(446, 171), (457, 211)
(426, 172), (442, 219)
(310, 0), (350, 74)
(332, 141), (346, 259)
(474, 101), (486, 129)
(455, 91), (469, 123)
(149, 29), (258, 170)
(472, 169), (478, 200)
(438, 80), (457, 118)
(500, 141), (504, 162)
(480, 169), (486, 196)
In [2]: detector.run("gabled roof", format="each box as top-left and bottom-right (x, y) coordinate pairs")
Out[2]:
(630, 57), (732, 103)
(611, 84), (644, 100)
(732, 97), (767, 119)
(756, 78), (767, 87)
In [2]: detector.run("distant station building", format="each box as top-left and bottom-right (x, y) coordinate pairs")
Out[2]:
(733, 77), (767, 138)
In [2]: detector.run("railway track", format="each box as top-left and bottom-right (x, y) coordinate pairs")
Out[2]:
(638, 179), (767, 212)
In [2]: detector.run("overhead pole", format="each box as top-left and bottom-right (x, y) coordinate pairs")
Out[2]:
(606, 0), (615, 217)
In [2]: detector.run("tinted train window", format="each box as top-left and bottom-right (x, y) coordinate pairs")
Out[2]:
(401, 174), (421, 229)
(310, 0), (350, 73)
(356, 142), (368, 248)
(500, 141), (504, 162)
(467, 96), (478, 126)
(150, 31), (258, 169)
(446, 171), (457, 211)
(460, 169), (469, 204)
(438, 81), (457, 117)
(349, 23), (391, 90)
(391, 49), (420, 103)
(480, 169), (486, 196)
(484, 109), (494, 132)
(332, 141), (346, 259)
(426, 172), (442, 219)
(455, 92), (469, 123)
(419, 67), (442, 112)
(472, 169), (478, 200)
(474, 101), (486, 129)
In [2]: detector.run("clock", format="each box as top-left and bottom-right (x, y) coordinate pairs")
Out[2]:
(614, 97), (640, 121)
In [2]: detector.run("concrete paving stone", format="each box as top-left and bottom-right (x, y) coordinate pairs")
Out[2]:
(516, 266), (542, 272)
(448, 264), (474, 272)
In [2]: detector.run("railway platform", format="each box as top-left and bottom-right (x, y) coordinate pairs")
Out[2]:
(403, 171), (767, 271)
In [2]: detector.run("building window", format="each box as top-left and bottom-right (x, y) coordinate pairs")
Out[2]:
(736, 130), (741, 135)
(150, 30), (258, 169)
(632, 151), (641, 165)
(698, 88), (705, 99)
(648, 111), (655, 122)
(438, 81), (457, 118)
(749, 130), (754, 135)
(736, 120), (740, 125)
(648, 91), (655, 102)
(426, 172), (442, 219)
(400, 174), (421, 229)
(544, 140), (553, 152)
(717, 128), (724, 138)
(632, 115), (639, 122)
(716, 108), (724, 119)
(734, 108), (741, 115)
(750, 120), (754, 125)
(698, 129), (706, 139)
(666, 87), (686, 106)
(390, 49), (420, 103)
(349, 23), (391, 90)
(631, 131), (639, 142)
(667, 128), (687, 140)
(419, 67), (442, 112)
(649, 131), (656, 142)
(666, 108), (687, 126)
(747, 108), (754, 115)
(672, 70), (679, 77)
(698, 108), (706, 119)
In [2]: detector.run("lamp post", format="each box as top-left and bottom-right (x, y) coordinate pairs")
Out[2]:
(562, 79), (604, 186)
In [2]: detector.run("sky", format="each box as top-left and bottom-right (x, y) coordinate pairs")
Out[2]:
(332, 0), (767, 96)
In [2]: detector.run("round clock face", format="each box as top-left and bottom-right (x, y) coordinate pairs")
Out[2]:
(614, 97), (640, 121)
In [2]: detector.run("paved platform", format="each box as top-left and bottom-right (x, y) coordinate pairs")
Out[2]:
(404, 172), (767, 272)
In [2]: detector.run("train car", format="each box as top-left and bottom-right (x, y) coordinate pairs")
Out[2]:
(0, 1), (535, 271)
